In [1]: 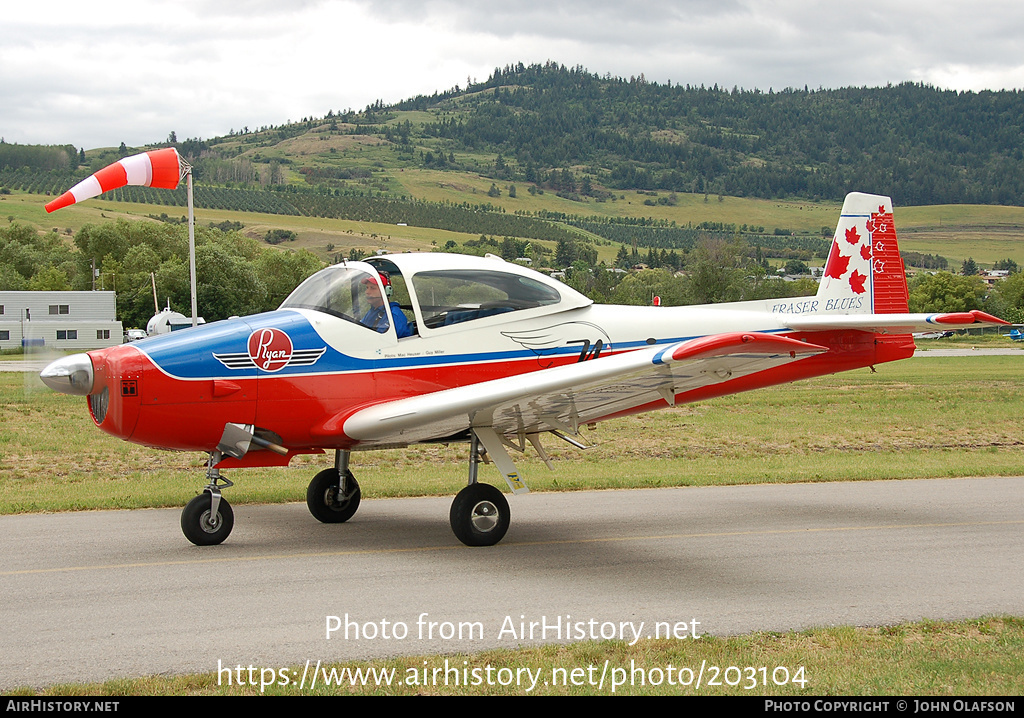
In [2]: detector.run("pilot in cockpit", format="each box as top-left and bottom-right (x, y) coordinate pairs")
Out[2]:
(360, 271), (412, 338)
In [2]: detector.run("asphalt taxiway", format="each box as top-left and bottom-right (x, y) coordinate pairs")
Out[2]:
(2, 476), (1022, 689)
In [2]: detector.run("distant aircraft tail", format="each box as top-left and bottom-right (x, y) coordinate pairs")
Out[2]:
(815, 192), (909, 315)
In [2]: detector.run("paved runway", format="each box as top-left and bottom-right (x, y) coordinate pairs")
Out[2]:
(2, 476), (1022, 689)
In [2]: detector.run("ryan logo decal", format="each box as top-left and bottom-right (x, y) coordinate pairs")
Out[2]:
(214, 328), (326, 372)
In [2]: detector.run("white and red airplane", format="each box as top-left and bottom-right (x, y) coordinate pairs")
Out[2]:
(40, 191), (1006, 546)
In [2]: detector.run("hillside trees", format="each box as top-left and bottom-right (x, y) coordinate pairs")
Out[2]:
(988, 272), (1024, 324)
(0, 223), (78, 289)
(414, 63), (1024, 206)
(46, 219), (323, 328)
(0, 142), (78, 171)
(27, 265), (71, 291)
(607, 269), (689, 306)
(194, 243), (267, 320)
(256, 249), (325, 308)
(686, 237), (752, 304)
(554, 238), (597, 267)
(908, 272), (988, 313)
(14, 64), (1024, 213)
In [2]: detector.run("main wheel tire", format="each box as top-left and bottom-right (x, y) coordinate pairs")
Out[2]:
(450, 483), (510, 547)
(181, 493), (234, 546)
(306, 468), (361, 523)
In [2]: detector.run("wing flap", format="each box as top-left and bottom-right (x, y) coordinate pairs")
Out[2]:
(341, 332), (825, 446)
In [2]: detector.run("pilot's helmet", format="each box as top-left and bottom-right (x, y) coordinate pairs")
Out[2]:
(362, 271), (393, 297)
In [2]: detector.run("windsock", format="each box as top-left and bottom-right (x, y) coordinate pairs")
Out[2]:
(45, 147), (182, 213)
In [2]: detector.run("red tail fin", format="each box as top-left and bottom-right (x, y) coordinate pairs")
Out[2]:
(817, 193), (909, 315)
(866, 204), (909, 313)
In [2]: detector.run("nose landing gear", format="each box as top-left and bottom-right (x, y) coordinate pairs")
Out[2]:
(181, 451), (235, 546)
(181, 492), (234, 546)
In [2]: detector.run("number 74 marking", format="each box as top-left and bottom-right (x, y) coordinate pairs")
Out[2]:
(569, 339), (604, 362)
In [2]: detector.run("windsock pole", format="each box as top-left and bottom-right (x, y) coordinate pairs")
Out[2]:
(183, 159), (198, 327)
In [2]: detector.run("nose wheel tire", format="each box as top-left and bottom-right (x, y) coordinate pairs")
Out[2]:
(450, 483), (510, 547)
(307, 468), (361, 523)
(181, 493), (234, 546)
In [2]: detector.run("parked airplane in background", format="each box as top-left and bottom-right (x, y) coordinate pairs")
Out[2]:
(1005, 328), (1024, 341)
(40, 193), (1006, 547)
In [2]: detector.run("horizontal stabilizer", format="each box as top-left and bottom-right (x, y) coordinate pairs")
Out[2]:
(786, 309), (1008, 334)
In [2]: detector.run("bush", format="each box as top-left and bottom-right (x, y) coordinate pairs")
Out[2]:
(264, 229), (297, 245)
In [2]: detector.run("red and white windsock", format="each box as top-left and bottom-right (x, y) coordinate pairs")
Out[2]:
(45, 147), (182, 213)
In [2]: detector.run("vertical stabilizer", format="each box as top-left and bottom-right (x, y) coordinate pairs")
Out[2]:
(816, 193), (910, 315)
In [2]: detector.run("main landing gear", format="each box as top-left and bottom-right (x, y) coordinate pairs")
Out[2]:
(304, 442), (512, 548)
(450, 482), (509, 547)
(306, 451), (361, 523)
(447, 430), (511, 546)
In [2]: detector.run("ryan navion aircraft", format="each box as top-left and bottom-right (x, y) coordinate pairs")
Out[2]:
(40, 188), (1006, 546)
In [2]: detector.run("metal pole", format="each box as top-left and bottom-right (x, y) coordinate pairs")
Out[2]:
(186, 168), (198, 327)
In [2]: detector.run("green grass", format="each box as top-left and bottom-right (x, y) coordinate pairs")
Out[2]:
(897, 203), (1024, 229)
(9, 617), (1024, 695)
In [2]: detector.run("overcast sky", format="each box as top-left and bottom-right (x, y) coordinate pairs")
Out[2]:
(3, 0), (1024, 150)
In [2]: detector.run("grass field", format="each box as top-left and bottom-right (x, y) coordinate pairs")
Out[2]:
(7, 184), (1024, 268)
(9, 617), (1023, 695)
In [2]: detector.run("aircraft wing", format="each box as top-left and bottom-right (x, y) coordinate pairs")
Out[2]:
(342, 332), (826, 446)
(784, 309), (1007, 334)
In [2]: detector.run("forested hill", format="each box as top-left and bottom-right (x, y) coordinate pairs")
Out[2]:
(5, 62), (1024, 208)
(392, 62), (1024, 206)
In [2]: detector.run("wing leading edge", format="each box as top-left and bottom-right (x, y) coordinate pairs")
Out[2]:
(341, 332), (826, 447)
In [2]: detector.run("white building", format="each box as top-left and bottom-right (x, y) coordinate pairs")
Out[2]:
(0, 291), (123, 351)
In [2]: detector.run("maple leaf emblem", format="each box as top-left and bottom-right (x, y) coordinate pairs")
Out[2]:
(849, 270), (867, 294)
(824, 242), (850, 279)
(873, 260), (885, 274)
(860, 244), (872, 260)
(844, 227), (861, 245)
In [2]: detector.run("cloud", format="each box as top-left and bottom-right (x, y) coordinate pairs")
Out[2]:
(2, 0), (1022, 149)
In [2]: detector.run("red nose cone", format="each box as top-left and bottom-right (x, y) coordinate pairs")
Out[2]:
(86, 345), (144, 441)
